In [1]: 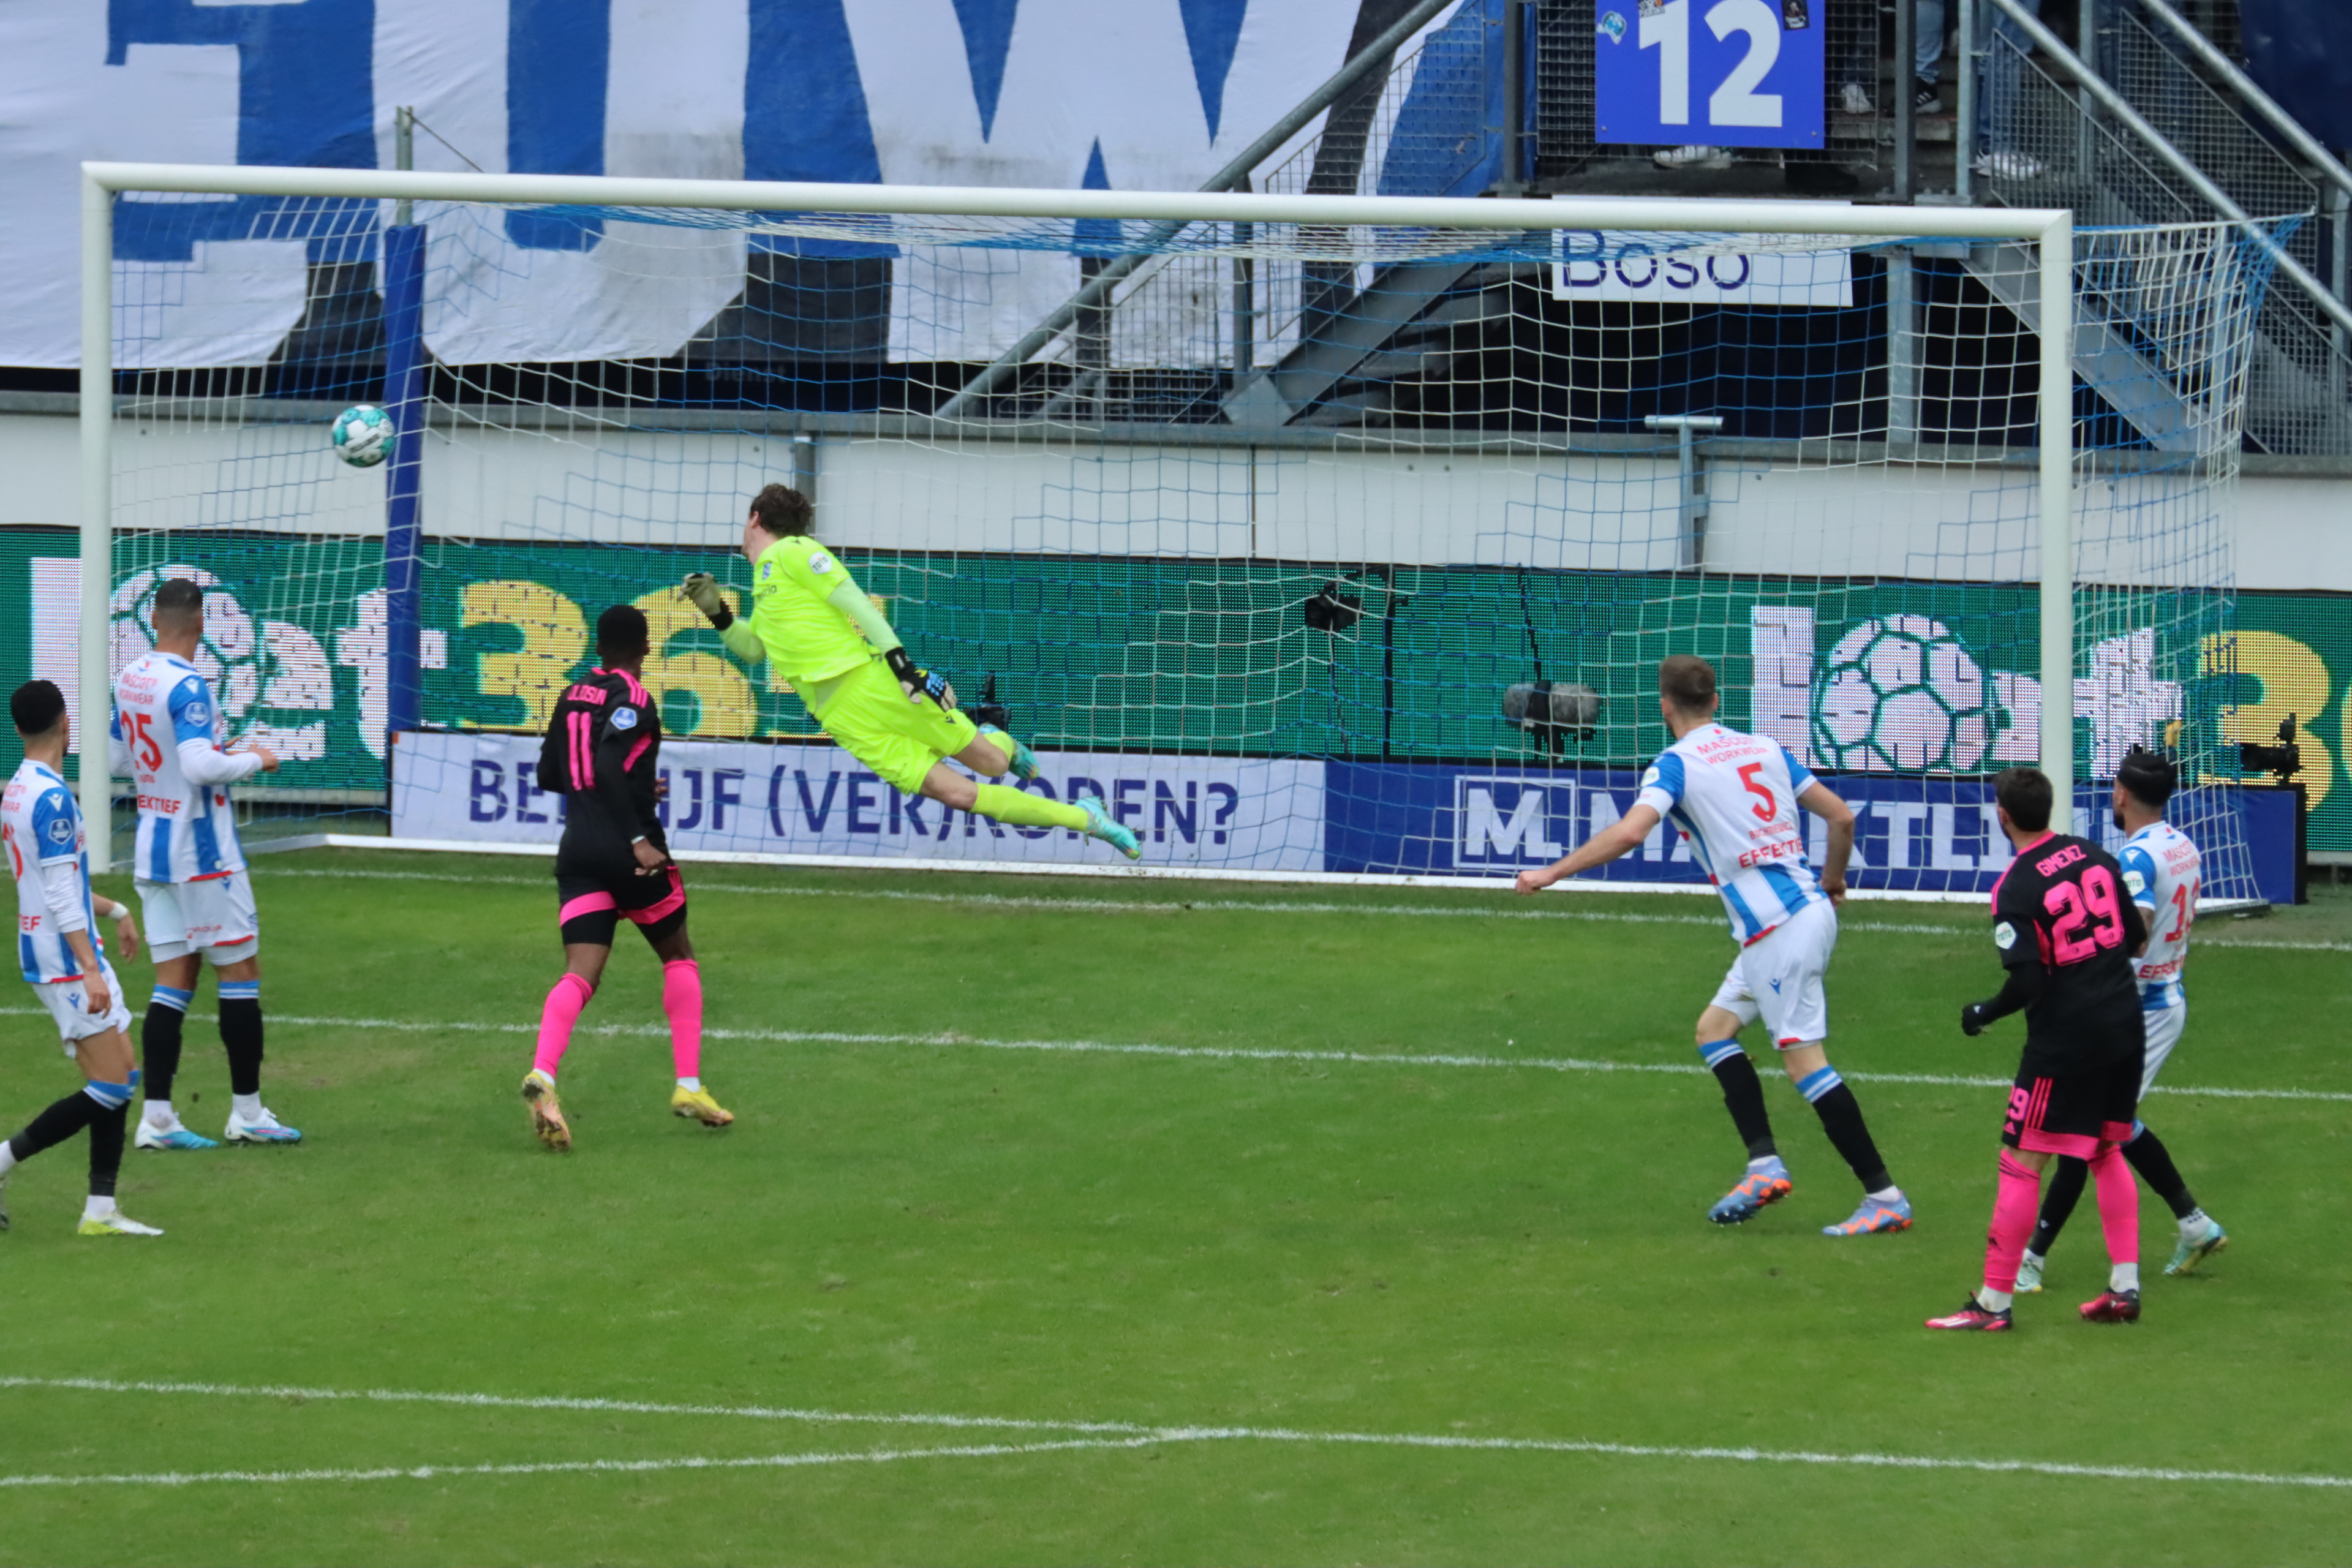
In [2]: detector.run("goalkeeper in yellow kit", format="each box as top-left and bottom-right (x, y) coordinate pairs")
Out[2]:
(681, 484), (1140, 859)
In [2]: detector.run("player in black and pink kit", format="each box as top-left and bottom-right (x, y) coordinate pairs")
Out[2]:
(1928, 766), (2150, 1332)
(518, 605), (732, 1151)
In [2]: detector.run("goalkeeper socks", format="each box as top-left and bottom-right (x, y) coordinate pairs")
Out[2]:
(2029, 1153), (2090, 1259)
(1796, 1069), (1893, 1194)
(2090, 1142), (2139, 1268)
(970, 782), (1087, 832)
(1699, 1041), (1776, 1159)
(86, 1099), (126, 1199)
(535, 973), (595, 1079)
(218, 981), (263, 1097)
(2121, 1121), (2199, 1220)
(1983, 1150), (2041, 1294)
(143, 986), (191, 1105)
(662, 959), (703, 1082)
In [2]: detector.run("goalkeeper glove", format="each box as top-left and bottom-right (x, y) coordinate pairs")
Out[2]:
(1959, 1001), (1991, 1037)
(885, 646), (955, 709)
(681, 572), (733, 629)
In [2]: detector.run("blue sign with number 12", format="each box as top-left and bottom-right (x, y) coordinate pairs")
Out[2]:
(1594, 0), (1825, 148)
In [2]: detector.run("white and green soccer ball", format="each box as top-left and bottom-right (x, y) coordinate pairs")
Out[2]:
(110, 565), (266, 729)
(1811, 615), (2001, 772)
(330, 403), (394, 467)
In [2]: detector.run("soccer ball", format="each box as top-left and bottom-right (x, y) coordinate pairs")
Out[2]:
(110, 566), (266, 729)
(1811, 615), (2001, 772)
(331, 404), (394, 467)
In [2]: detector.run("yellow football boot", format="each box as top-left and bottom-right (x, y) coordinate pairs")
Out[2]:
(521, 1069), (571, 1152)
(671, 1085), (734, 1127)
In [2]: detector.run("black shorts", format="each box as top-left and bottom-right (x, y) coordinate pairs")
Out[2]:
(556, 864), (688, 948)
(2000, 1052), (2140, 1158)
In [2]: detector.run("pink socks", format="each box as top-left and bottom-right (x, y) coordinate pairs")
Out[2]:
(534, 973), (594, 1079)
(2091, 1143), (2139, 1266)
(662, 959), (703, 1081)
(1983, 1150), (2041, 1292)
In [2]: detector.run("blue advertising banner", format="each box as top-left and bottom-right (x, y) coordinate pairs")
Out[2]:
(1325, 763), (2295, 905)
(1593, 0), (1825, 149)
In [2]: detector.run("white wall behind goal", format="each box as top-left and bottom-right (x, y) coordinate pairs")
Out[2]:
(2, 407), (2345, 590)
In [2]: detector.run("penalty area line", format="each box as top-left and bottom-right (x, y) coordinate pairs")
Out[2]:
(0, 1376), (2345, 1492)
(245, 863), (2352, 951)
(4, 1007), (2341, 1102)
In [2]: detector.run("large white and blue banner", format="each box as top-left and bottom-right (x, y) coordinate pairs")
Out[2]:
(1324, 761), (2299, 903)
(393, 730), (1327, 870)
(0, 0), (1450, 369)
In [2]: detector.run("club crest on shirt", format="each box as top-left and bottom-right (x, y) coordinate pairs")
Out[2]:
(612, 707), (639, 730)
(1993, 920), (2017, 949)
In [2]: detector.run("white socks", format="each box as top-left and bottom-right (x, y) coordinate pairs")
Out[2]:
(2111, 1262), (2141, 1294)
(677, 1077), (702, 1093)
(83, 1195), (116, 1221)
(1978, 1286), (2015, 1313)
(0, 1143), (17, 1177)
(2180, 1207), (2210, 1238)
(232, 1092), (263, 1124)
(1746, 1155), (1783, 1175)
(1866, 1185), (1903, 1205)
(143, 1099), (177, 1131)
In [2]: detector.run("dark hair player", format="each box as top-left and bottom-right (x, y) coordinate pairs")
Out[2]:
(1929, 767), (2151, 1332)
(518, 605), (733, 1152)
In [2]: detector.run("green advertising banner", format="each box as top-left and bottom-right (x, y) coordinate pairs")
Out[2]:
(7, 526), (2346, 850)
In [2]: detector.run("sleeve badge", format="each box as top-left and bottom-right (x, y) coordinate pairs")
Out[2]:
(1993, 920), (2018, 950)
(612, 707), (639, 730)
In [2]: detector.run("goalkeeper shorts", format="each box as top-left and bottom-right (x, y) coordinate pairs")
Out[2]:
(811, 655), (979, 796)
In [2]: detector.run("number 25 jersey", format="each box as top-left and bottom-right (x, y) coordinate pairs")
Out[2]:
(1989, 832), (2149, 1054)
(110, 650), (263, 883)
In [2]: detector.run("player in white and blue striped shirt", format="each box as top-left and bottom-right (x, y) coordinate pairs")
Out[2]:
(0, 680), (162, 1236)
(1517, 655), (1910, 1237)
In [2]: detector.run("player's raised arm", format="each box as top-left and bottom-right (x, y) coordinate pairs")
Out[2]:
(1513, 801), (1661, 895)
(1795, 779), (1856, 905)
(680, 572), (767, 666)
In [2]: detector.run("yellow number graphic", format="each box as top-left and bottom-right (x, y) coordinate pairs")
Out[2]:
(2201, 630), (2333, 810)
(462, 581), (586, 730)
(631, 589), (758, 738)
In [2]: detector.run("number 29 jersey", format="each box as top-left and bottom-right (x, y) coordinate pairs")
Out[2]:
(1989, 832), (2149, 1059)
(1632, 722), (1826, 945)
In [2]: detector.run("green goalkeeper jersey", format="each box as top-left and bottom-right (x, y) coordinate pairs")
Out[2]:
(741, 535), (886, 688)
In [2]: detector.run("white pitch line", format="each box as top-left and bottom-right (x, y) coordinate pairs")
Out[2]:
(0, 1376), (1146, 1434)
(6, 1006), (2342, 1102)
(1, 1375), (2345, 1492)
(246, 862), (2352, 951)
(0, 1436), (1159, 1491)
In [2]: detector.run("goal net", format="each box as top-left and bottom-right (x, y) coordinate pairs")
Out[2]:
(70, 169), (2286, 902)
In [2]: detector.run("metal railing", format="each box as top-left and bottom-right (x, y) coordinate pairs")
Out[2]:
(1972, 0), (2352, 451)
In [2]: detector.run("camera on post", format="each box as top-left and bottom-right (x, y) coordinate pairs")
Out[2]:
(2239, 714), (2302, 782)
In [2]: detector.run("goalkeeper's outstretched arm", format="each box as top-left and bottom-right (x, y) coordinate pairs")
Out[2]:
(682, 573), (767, 665)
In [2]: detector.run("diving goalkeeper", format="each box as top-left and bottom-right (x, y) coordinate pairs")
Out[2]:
(681, 484), (1139, 859)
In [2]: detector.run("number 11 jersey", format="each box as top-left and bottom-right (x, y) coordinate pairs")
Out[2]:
(1988, 831), (2149, 1063)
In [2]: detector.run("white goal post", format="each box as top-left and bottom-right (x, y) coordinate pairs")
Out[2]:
(77, 162), (2079, 881)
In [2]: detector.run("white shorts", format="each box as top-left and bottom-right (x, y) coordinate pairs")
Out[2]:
(1707, 897), (1837, 1047)
(2141, 1003), (2185, 1099)
(30, 959), (135, 1052)
(137, 870), (260, 965)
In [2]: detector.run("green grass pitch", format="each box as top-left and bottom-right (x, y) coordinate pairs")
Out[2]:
(0, 846), (2346, 1566)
